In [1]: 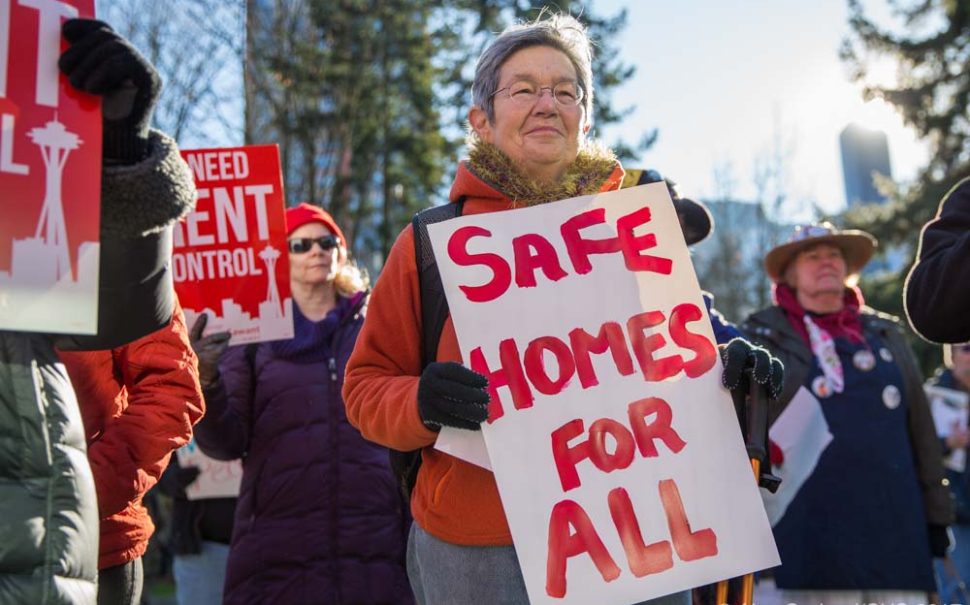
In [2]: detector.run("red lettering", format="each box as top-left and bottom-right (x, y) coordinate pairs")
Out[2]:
(524, 336), (576, 395)
(628, 397), (686, 458)
(448, 226), (512, 303)
(568, 322), (635, 388)
(588, 418), (636, 473)
(551, 419), (591, 492)
(546, 499), (621, 598)
(513, 233), (568, 288)
(616, 207), (673, 274)
(627, 311), (683, 381)
(608, 487), (674, 577)
(469, 339), (534, 422)
(659, 479), (718, 561)
(669, 303), (717, 378)
(560, 208), (621, 275)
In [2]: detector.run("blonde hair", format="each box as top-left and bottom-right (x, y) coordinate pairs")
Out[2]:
(333, 254), (370, 297)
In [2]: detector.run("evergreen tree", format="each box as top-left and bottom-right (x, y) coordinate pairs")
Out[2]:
(841, 0), (970, 246)
(840, 0), (970, 372)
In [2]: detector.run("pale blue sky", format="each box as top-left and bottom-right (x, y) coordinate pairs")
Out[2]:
(592, 0), (928, 220)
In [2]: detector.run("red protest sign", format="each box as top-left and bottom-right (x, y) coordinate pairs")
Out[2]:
(176, 145), (293, 345)
(0, 0), (102, 334)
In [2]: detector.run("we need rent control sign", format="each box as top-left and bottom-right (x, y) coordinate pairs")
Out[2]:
(176, 145), (293, 345)
(428, 183), (779, 605)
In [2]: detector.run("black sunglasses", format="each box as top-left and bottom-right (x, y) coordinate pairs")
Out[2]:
(287, 235), (340, 254)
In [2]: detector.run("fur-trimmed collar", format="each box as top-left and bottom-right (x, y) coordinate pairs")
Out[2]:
(465, 135), (618, 207)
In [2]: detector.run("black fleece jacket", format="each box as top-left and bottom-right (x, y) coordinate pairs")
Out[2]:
(906, 178), (970, 343)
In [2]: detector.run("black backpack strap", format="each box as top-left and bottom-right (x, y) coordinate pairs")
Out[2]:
(388, 198), (465, 500)
(412, 198), (465, 366)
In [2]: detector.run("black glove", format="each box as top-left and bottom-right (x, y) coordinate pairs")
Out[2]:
(721, 337), (784, 400)
(59, 19), (162, 163)
(929, 524), (951, 558)
(189, 313), (232, 388)
(417, 362), (490, 431)
(174, 465), (201, 490)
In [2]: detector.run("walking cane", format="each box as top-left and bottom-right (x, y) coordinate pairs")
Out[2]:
(715, 370), (778, 605)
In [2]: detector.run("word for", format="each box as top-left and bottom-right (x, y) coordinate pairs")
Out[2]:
(173, 185), (274, 247)
(447, 206), (673, 303)
(1, 0), (80, 176)
(469, 302), (716, 422)
(173, 247), (264, 282)
(551, 397), (685, 492)
(546, 478), (717, 598)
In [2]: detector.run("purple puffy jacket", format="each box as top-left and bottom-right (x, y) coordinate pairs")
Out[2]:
(194, 293), (414, 604)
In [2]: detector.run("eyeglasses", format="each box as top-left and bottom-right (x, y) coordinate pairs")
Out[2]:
(287, 235), (340, 254)
(490, 80), (585, 107)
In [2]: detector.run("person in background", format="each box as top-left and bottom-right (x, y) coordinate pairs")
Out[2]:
(742, 222), (953, 605)
(343, 14), (781, 605)
(193, 204), (413, 604)
(0, 18), (201, 605)
(905, 177), (970, 343)
(156, 427), (237, 605)
(53, 19), (206, 605)
(927, 342), (970, 603)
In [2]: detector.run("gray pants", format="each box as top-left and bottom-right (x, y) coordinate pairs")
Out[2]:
(407, 522), (690, 605)
(97, 557), (144, 605)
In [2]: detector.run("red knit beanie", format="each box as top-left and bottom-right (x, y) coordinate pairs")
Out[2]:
(285, 203), (347, 247)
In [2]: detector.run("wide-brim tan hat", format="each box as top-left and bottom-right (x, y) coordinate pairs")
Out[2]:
(764, 222), (877, 283)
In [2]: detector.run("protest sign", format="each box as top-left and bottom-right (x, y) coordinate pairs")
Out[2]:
(176, 145), (293, 345)
(176, 438), (243, 500)
(761, 386), (832, 526)
(927, 384), (970, 472)
(0, 0), (101, 333)
(428, 183), (779, 605)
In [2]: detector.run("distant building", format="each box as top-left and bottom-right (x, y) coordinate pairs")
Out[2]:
(839, 123), (892, 207)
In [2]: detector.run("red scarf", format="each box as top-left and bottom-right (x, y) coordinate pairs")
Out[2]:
(773, 283), (866, 345)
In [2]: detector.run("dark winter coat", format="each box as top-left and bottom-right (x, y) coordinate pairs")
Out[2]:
(906, 177), (970, 343)
(742, 305), (953, 590)
(194, 293), (414, 605)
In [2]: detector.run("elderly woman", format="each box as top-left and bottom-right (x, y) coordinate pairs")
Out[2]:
(742, 222), (953, 605)
(344, 14), (779, 605)
(192, 204), (413, 604)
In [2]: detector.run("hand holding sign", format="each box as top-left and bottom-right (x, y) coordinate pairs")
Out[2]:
(189, 313), (231, 387)
(60, 19), (160, 163)
(418, 361), (490, 431)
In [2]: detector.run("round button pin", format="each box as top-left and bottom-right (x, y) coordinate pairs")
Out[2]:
(883, 384), (901, 409)
(812, 375), (832, 399)
(853, 350), (876, 372)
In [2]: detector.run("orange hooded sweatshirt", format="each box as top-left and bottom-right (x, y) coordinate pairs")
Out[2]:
(343, 159), (624, 545)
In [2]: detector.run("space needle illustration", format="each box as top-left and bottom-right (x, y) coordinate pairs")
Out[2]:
(258, 244), (283, 319)
(29, 117), (81, 282)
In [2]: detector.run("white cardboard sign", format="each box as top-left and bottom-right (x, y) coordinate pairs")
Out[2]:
(175, 438), (243, 501)
(427, 183), (779, 605)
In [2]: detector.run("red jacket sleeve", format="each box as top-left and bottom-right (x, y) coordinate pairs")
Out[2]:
(343, 226), (439, 451)
(65, 302), (205, 518)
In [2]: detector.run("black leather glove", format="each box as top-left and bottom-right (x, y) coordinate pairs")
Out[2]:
(59, 19), (162, 163)
(721, 337), (784, 400)
(417, 362), (490, 431)
(189, 313), (232, 388)
(929, 524), (951, 558)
